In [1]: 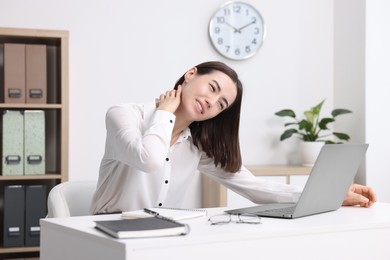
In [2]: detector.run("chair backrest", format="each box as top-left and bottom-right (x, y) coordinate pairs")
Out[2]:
(47, 180), (97, 218)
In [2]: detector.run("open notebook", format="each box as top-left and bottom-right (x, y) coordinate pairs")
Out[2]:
(122, 207), (208, 221)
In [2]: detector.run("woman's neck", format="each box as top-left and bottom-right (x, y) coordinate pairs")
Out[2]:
(171, 111), (192, 146)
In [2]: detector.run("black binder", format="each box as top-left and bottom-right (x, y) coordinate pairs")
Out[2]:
(25, 185), (47, 246)
(2, 185), (25, 247)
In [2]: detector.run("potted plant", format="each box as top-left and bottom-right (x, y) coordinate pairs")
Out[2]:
(274, 100), (352, 165)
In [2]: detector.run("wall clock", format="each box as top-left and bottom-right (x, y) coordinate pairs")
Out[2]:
(209, 1), (265, 60)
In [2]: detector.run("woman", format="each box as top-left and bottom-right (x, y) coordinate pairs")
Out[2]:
(90, 61), (376, 214)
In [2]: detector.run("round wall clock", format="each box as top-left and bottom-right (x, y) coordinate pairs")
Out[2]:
(209, 1), (266, 60)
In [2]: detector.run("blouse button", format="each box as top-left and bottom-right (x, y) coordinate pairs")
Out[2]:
(165, 180), (168, 184)
(169, 120), (173, 123)
(158, 203), (162, 207)
(165, 158), (169, 162)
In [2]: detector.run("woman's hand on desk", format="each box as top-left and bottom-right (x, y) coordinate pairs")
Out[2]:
(342, 184), (377, 207)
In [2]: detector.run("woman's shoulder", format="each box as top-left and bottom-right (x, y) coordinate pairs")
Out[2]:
(107, 101), (156, 116)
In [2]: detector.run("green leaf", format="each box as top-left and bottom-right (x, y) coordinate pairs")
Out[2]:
(312, 100), (325, 115)
(298, 120), (312, 132)
(284, 122), (298, 127)
(303, 110), (316, 124)
(318, 117), (334, 130)
(333, 132), (350, 141)
(332, 109), (352, 117)
(280, 129), (297, 141)
(303, 134), (318, 141)
(275, 109), (296, 118)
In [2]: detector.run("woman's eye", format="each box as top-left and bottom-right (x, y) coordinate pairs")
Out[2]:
(209, 84), (215, 92)
(219, 102), (224, 110)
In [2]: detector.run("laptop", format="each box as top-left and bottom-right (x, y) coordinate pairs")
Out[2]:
(226, 144), (368, 219)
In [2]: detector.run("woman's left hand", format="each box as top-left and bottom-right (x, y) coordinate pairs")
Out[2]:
(156, 85), (182, 113)
(342, 183), (377, 207)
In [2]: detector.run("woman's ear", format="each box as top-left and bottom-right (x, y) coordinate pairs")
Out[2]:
(184, 67), (197, 83)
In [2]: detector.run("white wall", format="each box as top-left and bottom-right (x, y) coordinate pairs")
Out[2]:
(366, 0), (390, 202)
(0, 0), (334, 179)
(3, 0), (386, 202)
(333, 0), (366, 184)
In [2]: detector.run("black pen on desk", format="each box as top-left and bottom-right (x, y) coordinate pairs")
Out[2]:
(143, 208), (176, 222)
(143, 208), (159, 216)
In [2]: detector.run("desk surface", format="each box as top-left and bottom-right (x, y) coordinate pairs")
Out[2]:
(40, 203), (390, 260)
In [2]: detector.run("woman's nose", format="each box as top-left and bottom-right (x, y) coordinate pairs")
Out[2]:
(205, 96), (218, 108)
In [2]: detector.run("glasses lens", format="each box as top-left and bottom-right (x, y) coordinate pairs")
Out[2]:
(237, 214), (261, 224)
(208, 214), (231, 225)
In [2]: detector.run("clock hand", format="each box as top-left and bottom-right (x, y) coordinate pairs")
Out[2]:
(237, 20), (256, 33)
(225, 22), (240, 33)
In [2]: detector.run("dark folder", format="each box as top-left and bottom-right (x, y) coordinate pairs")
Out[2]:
(4, 43), (26, 104)
(26, 44), (47, 104)
(2, 185), (25, 247)
(25, 185), (47, 246)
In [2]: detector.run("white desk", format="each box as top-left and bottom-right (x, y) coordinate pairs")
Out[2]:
(40, 203), (390, 260)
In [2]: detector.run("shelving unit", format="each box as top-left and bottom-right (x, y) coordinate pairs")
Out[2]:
(0, 27), (68, 258)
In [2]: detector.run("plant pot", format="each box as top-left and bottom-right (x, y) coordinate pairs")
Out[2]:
(300, 142), (324, 166)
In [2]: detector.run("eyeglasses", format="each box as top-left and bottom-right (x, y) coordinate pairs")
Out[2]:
(208, 213), (261, 225)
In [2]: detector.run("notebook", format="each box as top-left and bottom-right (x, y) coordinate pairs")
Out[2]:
(95, 215), (190, 239)
(226, 144), (368, 219)
(121, 207), (207, 221)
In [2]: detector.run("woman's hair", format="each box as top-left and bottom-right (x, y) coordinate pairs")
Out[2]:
(174, 61), (243, 173)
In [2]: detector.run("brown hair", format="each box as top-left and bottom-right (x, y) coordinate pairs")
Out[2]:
(174, 61), (243, 172)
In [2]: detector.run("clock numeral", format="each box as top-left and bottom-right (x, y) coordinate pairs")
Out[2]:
(252, 38), (257, 45)
(233, 5), (241, 13)
(234, 48), (240, 56)
(214, 27), (221, 34)
(223, 8), (231, 16)
(251, 17), (257, 23)
(225, 45), (230, 53)
(254, 27), (260, 35)
(217, 38), (224, 45)
(245, 46), (251, 53)
(216, 16), (225, 23)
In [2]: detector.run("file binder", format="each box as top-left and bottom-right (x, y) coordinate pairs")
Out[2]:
(25, 185), (47, 246)
(4, 43), (26, 103)
(24, 110), (46, 175)
(2, 185), (25, 247)
(2, 110), (24, 176)
(26, 44), (47, 104)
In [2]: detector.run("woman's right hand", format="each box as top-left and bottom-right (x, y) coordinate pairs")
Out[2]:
(156, 85), (182, 113)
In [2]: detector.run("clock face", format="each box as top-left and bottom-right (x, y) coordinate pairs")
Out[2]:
(209, 2), (265, 60)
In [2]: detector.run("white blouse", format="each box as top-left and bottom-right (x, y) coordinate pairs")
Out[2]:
(90, 102), (302, 214)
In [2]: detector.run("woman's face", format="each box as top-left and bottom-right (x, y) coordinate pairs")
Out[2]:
(180, 68), (237, 121)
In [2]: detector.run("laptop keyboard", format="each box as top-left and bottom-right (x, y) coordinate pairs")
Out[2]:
(259, 206), (296, 215)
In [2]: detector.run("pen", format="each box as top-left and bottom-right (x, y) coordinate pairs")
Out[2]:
(143, 208), (178, 223)
(143, 208), (160, 216)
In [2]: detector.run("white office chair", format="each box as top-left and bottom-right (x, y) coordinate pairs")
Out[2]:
(47, 180), (97, 218)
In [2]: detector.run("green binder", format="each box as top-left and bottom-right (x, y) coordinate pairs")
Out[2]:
(2, 110), (24, 176)
(24, 110), (46, 175)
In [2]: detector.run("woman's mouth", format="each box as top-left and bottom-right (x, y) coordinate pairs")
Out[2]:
(196, 100), (204, 114)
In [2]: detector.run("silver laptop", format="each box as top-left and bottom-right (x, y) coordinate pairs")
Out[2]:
(226, 144), (368, 219)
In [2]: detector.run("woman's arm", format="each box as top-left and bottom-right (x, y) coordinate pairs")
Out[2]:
(105, 104), (175, 172)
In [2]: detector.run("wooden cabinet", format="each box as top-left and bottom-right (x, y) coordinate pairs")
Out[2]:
(0, 27), (68, 257)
